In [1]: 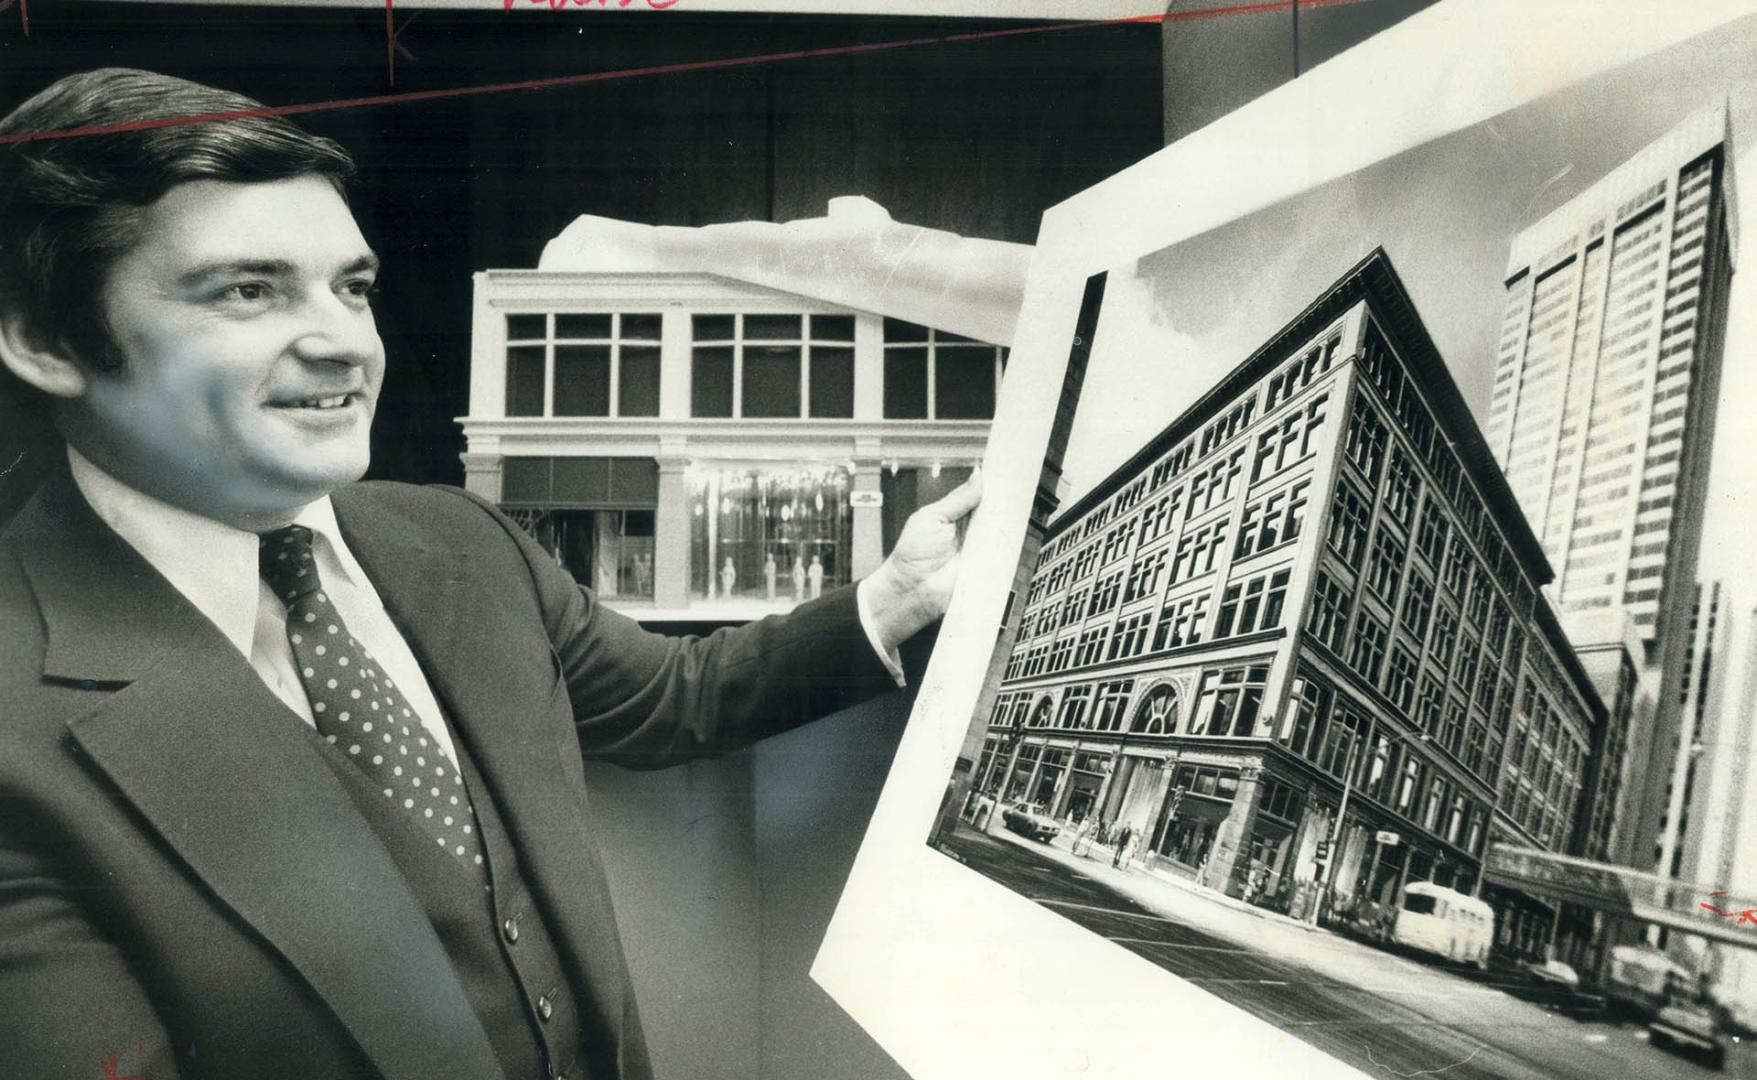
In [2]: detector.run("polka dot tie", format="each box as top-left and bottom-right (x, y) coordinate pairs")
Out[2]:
(260, 525), (487, 881)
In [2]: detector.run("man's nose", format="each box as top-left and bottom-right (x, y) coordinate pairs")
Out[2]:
(290, 291), (381, 366)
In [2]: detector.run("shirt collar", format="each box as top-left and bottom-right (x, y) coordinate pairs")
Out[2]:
(66, 444), (357, 659)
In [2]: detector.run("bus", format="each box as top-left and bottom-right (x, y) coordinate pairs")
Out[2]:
(1391, 881), (1494, 967)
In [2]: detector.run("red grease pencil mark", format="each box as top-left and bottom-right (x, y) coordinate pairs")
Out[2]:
(1701, 891), (1757, 926)
(100, 1049), (149, 1080)
(2, 0), (1371, 145)
(0, 0), (28, 39)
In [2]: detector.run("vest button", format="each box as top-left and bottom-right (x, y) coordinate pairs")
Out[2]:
(537, 994), (554, 1022)
(503, 916), (520, 944)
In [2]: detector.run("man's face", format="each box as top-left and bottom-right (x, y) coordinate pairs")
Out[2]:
(67, 175), (384, 528)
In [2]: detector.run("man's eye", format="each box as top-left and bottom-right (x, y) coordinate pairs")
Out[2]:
(341, 279), (380, 301)
(219, 282), (271, 303)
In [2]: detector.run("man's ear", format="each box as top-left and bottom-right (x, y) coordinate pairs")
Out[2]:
(0, 307), (89, 399)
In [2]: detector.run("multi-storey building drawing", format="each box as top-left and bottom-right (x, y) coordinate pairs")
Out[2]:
(972, 250), (1605, 963)
(1483, 104), (1738, 871)
(460, 201), (1014, 621)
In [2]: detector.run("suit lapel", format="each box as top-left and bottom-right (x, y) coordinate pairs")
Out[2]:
(17, 474), (504, 1080)
(334, 490), (631, 1035)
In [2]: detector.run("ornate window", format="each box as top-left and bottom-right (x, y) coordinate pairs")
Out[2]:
(1131, 684), (1180, 735)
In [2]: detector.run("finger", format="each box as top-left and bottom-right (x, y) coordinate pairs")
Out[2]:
(926, 466), (983, 523)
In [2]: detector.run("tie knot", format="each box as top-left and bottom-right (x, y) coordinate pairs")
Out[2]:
(260, 525), (322, 601)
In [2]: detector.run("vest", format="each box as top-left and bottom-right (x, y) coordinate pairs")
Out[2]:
(307, 718), (599, 1080)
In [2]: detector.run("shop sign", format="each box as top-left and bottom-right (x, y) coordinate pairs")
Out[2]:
(849, 491), (884, 508)
(1375, 831), (1401, 846)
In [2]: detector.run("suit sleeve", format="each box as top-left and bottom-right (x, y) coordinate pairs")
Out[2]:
(0, 818), (183, 1080)
(451, 489), (905, 768)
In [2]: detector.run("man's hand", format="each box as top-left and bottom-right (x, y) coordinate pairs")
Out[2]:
(859, 468), (984, 654)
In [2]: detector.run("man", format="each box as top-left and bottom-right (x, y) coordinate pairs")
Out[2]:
(0, 69), (978, 1080)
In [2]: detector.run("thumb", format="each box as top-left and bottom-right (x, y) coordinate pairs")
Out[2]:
(926, 466), (983, 524)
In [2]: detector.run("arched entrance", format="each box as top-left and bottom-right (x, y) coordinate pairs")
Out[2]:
(1131, 683), (1179, 734)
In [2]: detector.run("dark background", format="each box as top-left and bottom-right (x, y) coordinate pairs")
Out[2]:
(0, 2), (1161, 510)
(0, 2), (1436, 1076)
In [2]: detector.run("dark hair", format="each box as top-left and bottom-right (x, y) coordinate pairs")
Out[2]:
(0, 67), (357, 369)
(0, 69), (358, 505)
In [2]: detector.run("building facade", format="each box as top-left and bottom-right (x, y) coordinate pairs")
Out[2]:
(460, 271), (997, 619)
(1659, 581), (1743, 888)
(1483, 105), (1739, 871)
(1559, 609), (1652, 868)
(972, 252), (1605, 958)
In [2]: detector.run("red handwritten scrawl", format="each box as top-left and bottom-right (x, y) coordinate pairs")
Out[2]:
(1700, 893), (1757, 926)
(100, 1049), (149, 1080)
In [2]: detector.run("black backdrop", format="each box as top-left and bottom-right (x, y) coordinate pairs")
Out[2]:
(0, 3), (1162, 511)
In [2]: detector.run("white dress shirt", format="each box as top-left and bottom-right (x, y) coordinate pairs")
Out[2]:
(67, 446), (906, 762)
(68, 446), (464, 767)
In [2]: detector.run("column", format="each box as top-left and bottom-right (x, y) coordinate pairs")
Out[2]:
(659, 309), (692, 419)
(1209, 761), (1265, 899)
(1023, 748), (1047, 808)
(851, 453), (885, 579)
(460, 452), (503, 502)
(654, 453), (692, 610)
(852, 314), (884, 421)
(1092, 750), (1122, 818)
(986, 737), (1028, 835)
(1049, 748), (1078, 819)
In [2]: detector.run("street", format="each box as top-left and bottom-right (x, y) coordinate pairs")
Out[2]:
(941, 822), (1756, 1080)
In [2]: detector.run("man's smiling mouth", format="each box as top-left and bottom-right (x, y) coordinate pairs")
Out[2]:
(269, 393), (359, 411)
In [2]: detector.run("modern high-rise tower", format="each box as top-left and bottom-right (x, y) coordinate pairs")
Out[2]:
(1485, 103), (1738, 874)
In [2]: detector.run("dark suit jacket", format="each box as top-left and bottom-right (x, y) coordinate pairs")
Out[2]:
(0, 467), (900, 1080)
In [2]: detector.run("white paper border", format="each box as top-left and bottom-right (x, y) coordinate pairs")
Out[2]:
(811, 2), (1757, 1079)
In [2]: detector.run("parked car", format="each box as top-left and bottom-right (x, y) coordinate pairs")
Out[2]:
(1606, 944), (1690, 1019)
(1000, 804), (1060, 842)
(1649, 998), (1728, 1070)
(1527, 959), (1581, 989)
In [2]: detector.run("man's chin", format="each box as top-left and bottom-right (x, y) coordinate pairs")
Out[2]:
(226, 454), (371, 526)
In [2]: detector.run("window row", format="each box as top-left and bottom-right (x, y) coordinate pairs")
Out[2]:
(1007, 565), (1291, 677)
(502, 311), (1003, 422)
(1280, 672), (1492, 854)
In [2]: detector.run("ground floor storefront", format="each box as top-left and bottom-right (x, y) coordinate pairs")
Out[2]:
(976, 733), (1480, 919)
(471, 443), (981, 619)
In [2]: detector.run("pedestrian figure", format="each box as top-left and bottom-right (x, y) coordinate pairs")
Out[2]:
(1243, 862), (1267, 905)
(1071, 816), (1093, 857)
(1111, 823), (1134, 868)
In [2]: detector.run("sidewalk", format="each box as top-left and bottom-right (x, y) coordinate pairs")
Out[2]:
(998, 825), (1495, 994)
(1065, 832), (1332, 934)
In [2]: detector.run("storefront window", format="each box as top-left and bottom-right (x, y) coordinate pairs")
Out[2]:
(507, 508), (655, 600)
(1159, 817), (1218, 867)
(688, 465), (852, 602)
